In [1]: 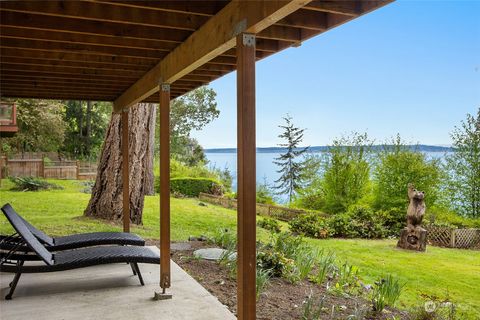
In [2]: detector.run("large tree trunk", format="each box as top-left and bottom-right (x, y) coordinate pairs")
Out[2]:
(84, 103), (156, 224)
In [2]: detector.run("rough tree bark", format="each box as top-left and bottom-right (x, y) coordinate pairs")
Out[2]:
(84, 103), (156, 224)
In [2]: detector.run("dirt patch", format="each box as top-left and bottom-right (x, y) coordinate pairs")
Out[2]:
(171, 241), (408, 320)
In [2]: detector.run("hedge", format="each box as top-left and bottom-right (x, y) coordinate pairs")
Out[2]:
(169, 177), (224, 197)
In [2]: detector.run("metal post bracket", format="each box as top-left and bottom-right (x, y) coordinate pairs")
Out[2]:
(242, 34), (255, 47)
(161, 83), (170, 92)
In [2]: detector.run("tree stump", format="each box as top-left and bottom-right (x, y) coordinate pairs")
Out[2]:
(397, 227), (427, 251)
(84, 103), (156, 225)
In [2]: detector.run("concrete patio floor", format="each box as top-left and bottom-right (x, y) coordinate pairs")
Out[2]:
(0, 246), (236, 320)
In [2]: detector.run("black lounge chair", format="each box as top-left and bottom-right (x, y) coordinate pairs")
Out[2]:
(0, 204), (145, 253)
(0, 205), (160, 300)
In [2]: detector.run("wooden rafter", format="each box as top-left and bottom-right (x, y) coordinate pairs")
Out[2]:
(0, 1), (209, 30)
(113, 0), (314, 111)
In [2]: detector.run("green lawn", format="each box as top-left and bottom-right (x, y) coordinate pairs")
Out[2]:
(307, 238), (480, 318)
(1, 179), (479, 318)
(0, 179), (241, 241)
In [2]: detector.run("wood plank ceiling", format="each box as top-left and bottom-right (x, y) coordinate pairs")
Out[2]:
(0, 1), (391, 103)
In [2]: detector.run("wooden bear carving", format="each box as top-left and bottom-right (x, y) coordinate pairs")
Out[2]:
(406, 183), (426, 230)
(397, 183), (427, 251)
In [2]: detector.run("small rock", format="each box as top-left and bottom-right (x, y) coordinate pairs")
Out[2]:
(188, 235), (208, 242)
(193, 248), (237, 261)
(198, 202), (207, 207)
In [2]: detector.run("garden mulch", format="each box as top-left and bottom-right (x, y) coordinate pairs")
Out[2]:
(161, 240), (409, 320)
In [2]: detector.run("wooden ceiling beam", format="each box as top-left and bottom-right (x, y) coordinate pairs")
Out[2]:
(0, 11), (192, 43)
(0, 48), (157, 67)
(0, 91), (115, 102)
(95, 1), (224, 17)
(276, 9), (328, 30)
(174, 80), (210, 87)
(303, 1), (361, 16)
(0, 87), (117, 97)
(0, 26), (180, 52)
(0, 37), (168, 60)
(0, 70), (136, 83)
(1, 64), (142, 79)
(258, 25), (302, 42)
(114, 0), (313, 111)
(324, 1), (393, 29)
(1, 78), (130, 90)
(0, 56), (151, 72)
(198, 63), (237, 72)
(1, 84), (120, 95)
(0, 1), (209, 31)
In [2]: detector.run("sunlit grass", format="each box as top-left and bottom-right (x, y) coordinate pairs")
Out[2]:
(306, 238), (480, 318)
(0, 179), (269, 241)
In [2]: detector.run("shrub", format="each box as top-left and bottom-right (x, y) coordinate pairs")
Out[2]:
(9, 177), (62, 191)
(269, 231), (306, 260)
(256, 182), (275, 205)
(256, 249), (295, 278)
(377, 208), (406, 237)
(335, 261), (360, 293)
(208, 228), (236, 250)
(371, 274), (404, 312)
(310, 250), (336, 286)
(295, 249), (318, 281)
(289, 213), (330, 238)
(301, 293), (325, 320)
(257, 217), (281, 233)
(427, 206), (480, 228)
(154, 158), (227, 192)
(169, 177), (223, 197)
(256, 268), (271, 300)
(328, 205), (386, 239)
(257, 232), (305, 279)
(293, 187), (325, 212)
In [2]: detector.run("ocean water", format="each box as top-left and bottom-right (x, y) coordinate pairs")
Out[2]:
(205, 151), (449, 196)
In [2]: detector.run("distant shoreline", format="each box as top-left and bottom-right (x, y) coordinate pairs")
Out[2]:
(205, 145), (454, 154)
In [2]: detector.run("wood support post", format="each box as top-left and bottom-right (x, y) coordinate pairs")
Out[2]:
(121, 109), (130, 233)
(236, 33), (256, 320)
(159, 82), (171, 291)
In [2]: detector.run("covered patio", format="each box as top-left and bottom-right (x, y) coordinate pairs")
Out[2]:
(0, 1), (393, 319)
(0, 247), (235, 320)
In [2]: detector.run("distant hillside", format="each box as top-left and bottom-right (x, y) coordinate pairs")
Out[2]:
(205, 145), (454, 153)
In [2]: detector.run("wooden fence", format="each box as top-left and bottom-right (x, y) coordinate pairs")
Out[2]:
(0, 156), (97, 180)
(425, 225), (480, 250)
(199, 193), (320, 222)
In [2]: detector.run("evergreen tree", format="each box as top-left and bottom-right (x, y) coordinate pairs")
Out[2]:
(273, 115), (309, 203)
(445, 108), (480, 218)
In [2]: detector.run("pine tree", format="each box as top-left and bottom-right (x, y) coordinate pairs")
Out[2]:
(273, 115), (309, 203)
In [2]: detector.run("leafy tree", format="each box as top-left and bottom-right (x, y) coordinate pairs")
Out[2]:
(294, 154), (324, 210)
(273, 115), (309, 203)
(1, 99), (66, 155)
(62, 101), (111, 160)
(445, 108), (480, 217)
(321, 132), (372, 213)
(372, 135), (443, 211)
(157, 86), (219, 165)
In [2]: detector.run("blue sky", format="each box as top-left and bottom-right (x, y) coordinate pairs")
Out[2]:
(192, 0), (480, 148)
